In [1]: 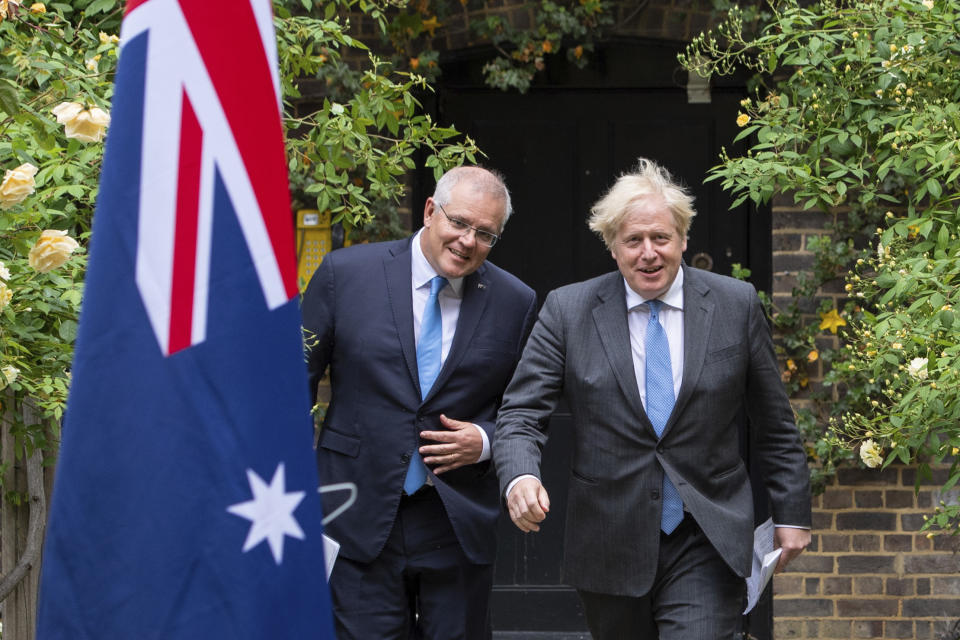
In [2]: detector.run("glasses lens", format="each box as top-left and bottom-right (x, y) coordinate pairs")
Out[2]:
(477, 231), (497, 247)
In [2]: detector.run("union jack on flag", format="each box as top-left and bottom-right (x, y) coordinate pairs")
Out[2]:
(37, 0), (335, 637)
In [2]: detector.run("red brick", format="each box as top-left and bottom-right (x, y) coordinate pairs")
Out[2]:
(804, 577), (819, 595)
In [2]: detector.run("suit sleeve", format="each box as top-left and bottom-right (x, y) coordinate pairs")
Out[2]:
(301, 256), (336, 407)
(473, 289), (540, 443)
(493, 289), (566, 496)
(745, 291), (813, 528)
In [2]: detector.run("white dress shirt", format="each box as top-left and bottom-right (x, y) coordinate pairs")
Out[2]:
(625, 268), (685, 405)
(411, 231), (490, 462)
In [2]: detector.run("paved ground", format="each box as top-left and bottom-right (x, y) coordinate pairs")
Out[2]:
(494, 634), (590, 639)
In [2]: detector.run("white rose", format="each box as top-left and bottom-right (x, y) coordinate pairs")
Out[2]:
(907, 357), (929, 380)
(28, 229), (80, 273)
(859, 439), (884, 469)
(52, 101), (111, 143)
(0, 162), (39, 209)
(0, 365), (19, 390)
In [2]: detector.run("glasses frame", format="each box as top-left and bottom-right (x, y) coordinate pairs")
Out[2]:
(435, 202), (500, 248)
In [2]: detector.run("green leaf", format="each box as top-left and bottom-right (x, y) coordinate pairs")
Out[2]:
(0, 80), (19, 117)
(926, 178), (942, 198)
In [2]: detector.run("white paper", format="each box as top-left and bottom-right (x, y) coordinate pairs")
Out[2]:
(323, 533), (340, 581)
(744, 518), (783, 614)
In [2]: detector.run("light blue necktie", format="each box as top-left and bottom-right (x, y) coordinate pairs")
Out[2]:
(645, 300), (684, 534)
(404, 275), (448, 495)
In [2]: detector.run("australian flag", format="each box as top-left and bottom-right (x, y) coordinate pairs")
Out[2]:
(37, 0), (335, 637)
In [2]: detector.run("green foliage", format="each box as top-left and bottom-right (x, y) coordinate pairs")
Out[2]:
(682, 0), (960, 532)
(375, 0), (613, 93)
(0, 0), (121, 451)
(277, 0), (480, 232)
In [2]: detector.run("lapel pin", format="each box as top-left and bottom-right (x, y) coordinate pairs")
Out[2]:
(477, 283), (486, 290)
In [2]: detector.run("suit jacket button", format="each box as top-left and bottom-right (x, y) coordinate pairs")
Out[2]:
(656, 444), (664, 454)
(401, 452), (411, 463)
(651, 490), (660, 500)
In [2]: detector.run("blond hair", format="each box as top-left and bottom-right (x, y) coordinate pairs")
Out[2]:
(588, 158), (696, 250)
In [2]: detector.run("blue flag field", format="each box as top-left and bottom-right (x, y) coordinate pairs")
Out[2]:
(37, 0), (335, 637)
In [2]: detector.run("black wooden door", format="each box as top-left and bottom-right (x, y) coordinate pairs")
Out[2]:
(415, 40), (773, 638)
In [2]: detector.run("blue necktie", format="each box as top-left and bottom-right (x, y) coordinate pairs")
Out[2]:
(404, 275), (448, 495)
(645, 300), (684, 534)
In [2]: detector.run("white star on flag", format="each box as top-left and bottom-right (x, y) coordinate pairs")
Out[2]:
(227, 463), (306, 564)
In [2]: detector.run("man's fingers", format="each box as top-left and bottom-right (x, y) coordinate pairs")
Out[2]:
(507, 480), (550, 533)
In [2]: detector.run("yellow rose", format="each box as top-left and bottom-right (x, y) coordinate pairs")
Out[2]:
(736, 113), (751, 127)
(0, 282), (11, 311)
(86, 55), (101, 71)
(0, 0), (8, 19)
(28, 229), (80, 273)
(30, 2), (45, 13)
(52, 101), (111, 143)
(0, 162), (39, 210)
(0, 364), (18, 391)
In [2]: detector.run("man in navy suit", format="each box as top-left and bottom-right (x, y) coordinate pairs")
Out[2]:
(302, 166), (537, 640)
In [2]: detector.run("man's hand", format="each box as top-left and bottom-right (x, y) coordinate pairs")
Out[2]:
(420, 414), (482, 474)
(774, 527), (811, 573)
(506, 477), (550, 533)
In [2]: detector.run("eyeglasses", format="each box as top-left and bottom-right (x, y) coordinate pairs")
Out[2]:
(436, 203), (500, 248)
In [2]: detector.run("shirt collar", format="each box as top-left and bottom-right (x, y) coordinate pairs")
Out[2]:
(411, 229), (464, 297)
(624, 266), (684, 311)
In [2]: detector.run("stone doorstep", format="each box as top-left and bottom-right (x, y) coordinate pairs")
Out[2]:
(493, 634), (591, 640)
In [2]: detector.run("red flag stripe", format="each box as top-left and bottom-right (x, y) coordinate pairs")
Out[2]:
(168, 92), (203, 354)
(177, 0), (297, 299)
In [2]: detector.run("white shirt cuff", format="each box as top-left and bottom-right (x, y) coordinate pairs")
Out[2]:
(473, 423), (490, 462)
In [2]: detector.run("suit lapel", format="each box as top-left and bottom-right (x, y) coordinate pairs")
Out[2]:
(426, 265), (489, 401)
(592, 273), (646, 419)
(673, 266), (714, 422)
(383, 239), (420, 395)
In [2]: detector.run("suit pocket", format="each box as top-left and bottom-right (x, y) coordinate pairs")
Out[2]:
(571, 468), (599, 485)
(319, 428), (361, 458)
(704, 343), (743, 365)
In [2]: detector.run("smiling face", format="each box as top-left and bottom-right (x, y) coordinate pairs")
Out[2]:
(420, 181), (506, 280)
(610, 195), (687, 299)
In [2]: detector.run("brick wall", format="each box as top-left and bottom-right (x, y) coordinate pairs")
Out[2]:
(771, 203), (960, 638)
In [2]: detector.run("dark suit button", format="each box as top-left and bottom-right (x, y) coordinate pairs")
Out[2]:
(401, 452), (411, 463)
(656, 445), (664, 454)
(651, 490), (660, 500)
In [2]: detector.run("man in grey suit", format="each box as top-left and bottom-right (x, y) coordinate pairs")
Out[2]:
(494, 158), (811, 639)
